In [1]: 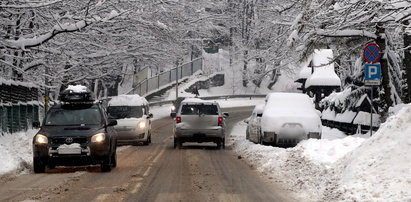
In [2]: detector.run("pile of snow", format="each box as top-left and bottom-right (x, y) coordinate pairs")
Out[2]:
(0, 130), (37, 176)
(66, 85), (88, 93)
(229, 104), (411, 201)
(108, 94), (148, 106)
(331, 104), (411, 201)
(228, 121), (365, 201)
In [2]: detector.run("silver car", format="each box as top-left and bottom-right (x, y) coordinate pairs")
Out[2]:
(172, 98), (229, 149)
(245, 104), (264, 144)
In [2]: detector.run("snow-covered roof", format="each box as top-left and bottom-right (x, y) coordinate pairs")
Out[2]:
(298, 67), (312, 80)
(335, 110), (357, 123)
(353, 111), (380, 125)
(66, 85), (88, 93)
(108, 94), (148, 106)
(305, 49), (341, 88)
(0, 77), (38, 88)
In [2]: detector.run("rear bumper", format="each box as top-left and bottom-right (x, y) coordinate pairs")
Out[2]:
(262, 131), (308, 146)
(175, 128), (224, 142)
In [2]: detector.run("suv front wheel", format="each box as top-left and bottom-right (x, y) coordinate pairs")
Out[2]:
(33, 157), (46, 173)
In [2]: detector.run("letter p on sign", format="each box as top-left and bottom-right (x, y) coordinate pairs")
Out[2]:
(365, 64), (381, 85)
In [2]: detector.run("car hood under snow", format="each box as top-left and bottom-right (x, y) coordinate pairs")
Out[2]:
(260, 109), (322, 134)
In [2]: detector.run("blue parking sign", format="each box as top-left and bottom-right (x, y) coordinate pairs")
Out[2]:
(364, 64), (381, 86)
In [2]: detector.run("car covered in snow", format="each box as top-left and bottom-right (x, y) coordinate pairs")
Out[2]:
(245, 104), (264, 144)
(32, 85), (118, 173)
(107, 95), (152, 146)
(172, 98), (229, 149)
(260, 93), (322, 146)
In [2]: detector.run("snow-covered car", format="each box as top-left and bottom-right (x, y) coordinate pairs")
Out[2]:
(260, 93), (322, 146)
(107, 95), (152, 146)
(32, 85), (118, 173)
(245, 104), (265, 144)
(172, 98), (229, 149)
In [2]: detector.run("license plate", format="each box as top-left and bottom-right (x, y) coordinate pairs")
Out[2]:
(57, 147), (82, 154)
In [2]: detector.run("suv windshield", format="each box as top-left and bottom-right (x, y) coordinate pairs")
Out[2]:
(181, 104), (218, 115)
(107, 106), (143, 119)
(45, 107), (102, 126)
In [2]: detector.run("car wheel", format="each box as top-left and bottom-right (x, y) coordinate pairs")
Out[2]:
(144, 132), (151, 145)
(222, 138), (225, 149)
(111, 149), (117, 168)
(101, 156), (112, 172)
(174, 138), (182, 149)
(216, 139), (223, 149)
(33, 157), (46, 173)
(48, 163), (56, 169)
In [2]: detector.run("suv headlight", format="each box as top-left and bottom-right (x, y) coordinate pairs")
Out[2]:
(138, 121), (146, 129)
(91, 133), (106, 143)
(34, 134), (48, 144)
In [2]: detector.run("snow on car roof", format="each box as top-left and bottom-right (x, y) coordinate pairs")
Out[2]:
(181, 98), (215, 104)
(265, 93), (314, 110)
(108, 94), (148, 106)
(66, 85), (88, 93)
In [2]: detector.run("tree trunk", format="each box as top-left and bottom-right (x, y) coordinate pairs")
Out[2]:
(376, 22), (392, 111)
(403, 21), (411, 103)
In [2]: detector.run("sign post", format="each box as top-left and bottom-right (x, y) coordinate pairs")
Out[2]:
(363, 43), (381, 136)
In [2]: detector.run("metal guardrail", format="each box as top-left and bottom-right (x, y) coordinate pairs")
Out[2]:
(128, 58), (203, 96)
(148, 94), (267, 107)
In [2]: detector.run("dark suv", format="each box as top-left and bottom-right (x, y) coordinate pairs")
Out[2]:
(32, 87), (118, 173)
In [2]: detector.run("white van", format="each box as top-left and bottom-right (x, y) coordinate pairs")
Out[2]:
(107, 95), (153, 145)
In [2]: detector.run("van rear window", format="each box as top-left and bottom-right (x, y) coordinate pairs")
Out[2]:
(107, 106), (143, 119)
(181, 104), (218, 115)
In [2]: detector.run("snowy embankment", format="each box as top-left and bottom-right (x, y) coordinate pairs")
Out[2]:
(229, 105), (411, 201)
(0, 129), (37, 177)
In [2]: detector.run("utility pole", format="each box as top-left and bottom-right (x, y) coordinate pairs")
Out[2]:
(175, 59), (179, 100)
(44, 65), (49, 117)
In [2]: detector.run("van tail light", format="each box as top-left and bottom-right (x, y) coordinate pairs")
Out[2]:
(218, 117), (223, 126)
(176, 116), (182, 123)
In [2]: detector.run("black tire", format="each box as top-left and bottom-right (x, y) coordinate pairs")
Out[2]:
(222, 138), (225, 149)
(216, 139), (223, 149)
(144, 132), (151, 146)
(33, 157), (46, 173)
(174, 138), (182, 149)
(48, 163), (56, 169)
(111, 149), (117, 168)
(101, 156), (112, 172)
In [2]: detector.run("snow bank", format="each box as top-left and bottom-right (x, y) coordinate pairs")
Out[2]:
(332, 104), (411, 201)
(228, 121), (365, 201)
(0, 130), (37, 176)
(229, 104), (411, 201)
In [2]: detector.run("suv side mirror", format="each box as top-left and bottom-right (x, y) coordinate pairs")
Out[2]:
(148, 113), (153, 119)
(223, 112), (229, 118)
(170, 112), (176, 118)
(107, 119), (117, 127)
(32, 121), (41, 128)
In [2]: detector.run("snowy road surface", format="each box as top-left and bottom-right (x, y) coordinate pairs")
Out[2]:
(0, 106), (296, 202)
